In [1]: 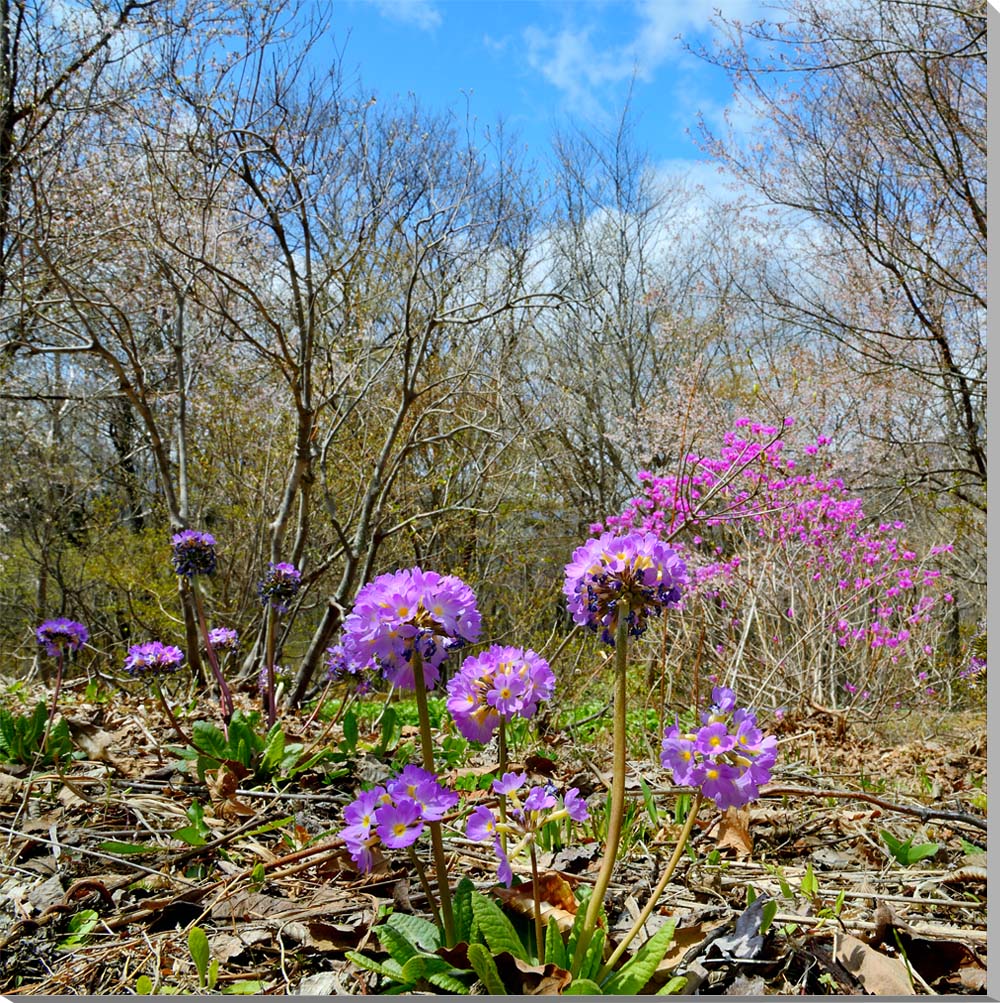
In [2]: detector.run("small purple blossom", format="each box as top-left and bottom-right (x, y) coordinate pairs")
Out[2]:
(467, 805), (499, 841)
(324, 643), (373, 693)
(492, 771), (527, 796)
(257, 562), (302, 613)
(36, 619), (88, 658)
(563, 531), (687, 644)
(207, 627), (239, 652)
(447, 646), (554, 743)
(375, 798), (424, 849)
(171, 529), (217, 577)
(661, 692), (777, 810)
(564, 787), (589, 823)
(342, 567), (480, 691)
(123, 641), (184, 678)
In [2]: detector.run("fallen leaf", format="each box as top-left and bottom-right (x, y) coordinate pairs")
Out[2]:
(834, 933), (914, 995)
(494, 872), (579, 934)
(716, 806), (753, 858)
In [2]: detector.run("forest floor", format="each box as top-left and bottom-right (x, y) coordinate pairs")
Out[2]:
(0, 682), (988, 996)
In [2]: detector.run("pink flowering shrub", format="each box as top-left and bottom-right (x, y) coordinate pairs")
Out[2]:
(600, 417), (959, 711)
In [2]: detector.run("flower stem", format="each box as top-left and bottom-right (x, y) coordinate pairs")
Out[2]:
(596, 792), (702, 981)
(41, 650), (65, 759)
(264, 605), (278, 729)
(411, 652), (456, 947)
(498, 718), (508, 856)
(153, 678), (191, 745)
(190, 579), (234, 721)
(529, 839), (545, 963)
(571, 608), (630, 975)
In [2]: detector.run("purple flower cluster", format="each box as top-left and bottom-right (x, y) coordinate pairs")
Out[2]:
(340, 766), (459, 872)
(446, 645), (554, 743)
(342, 567), (481, 691)
(36, 619), (89, 657)
(207, 627), (239, 652)
(564, 531), (687, 644)
(465, 772), (589, 886)
(325, 643), (373, 694)
(661, 686), (777, 810)
(257, 562), (302, 613)
(123, 641), (185, 678)
(171, 529), (218, 577)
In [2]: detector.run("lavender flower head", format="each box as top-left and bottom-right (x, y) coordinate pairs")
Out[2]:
(124, 641), (185, 678)
(171, 530), (217, 577)
(339, 768), (458, 872)
(258, 664), (288, 695)
(257, 562), (302, 613)
(36, 619), (89, 658)
(661, 686), (777, 810)
(341, 567), (481, 691)
(446, 645), (554, 743)
(325, 643), (373, 694)
(207, 627), (239, 652)
(564, 531), (687, 644)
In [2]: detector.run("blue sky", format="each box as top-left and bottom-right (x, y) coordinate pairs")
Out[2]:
(326, 0), (760, 182)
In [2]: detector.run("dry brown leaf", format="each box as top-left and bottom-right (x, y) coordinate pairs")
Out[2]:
(834, 933), (914, 995)
(716, 806), (753, 858)
(493, 871), (578, 934)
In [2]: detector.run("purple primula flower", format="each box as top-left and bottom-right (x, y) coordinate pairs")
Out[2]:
(661, 690), (777, 810)
(388, 766), (458, 821)
(36, 619), (88, 657)
(207, 627), (239, 652)
(467, 805), (499, 842)
(524, 786), (557, 812)
(375, 798), (424, 849)
(492, 771), (527, 796)
(563, 531), (687, 644)
(564, 787), (589, 823)
(695, 721), (736, 756)
(257, 562), (302, 613)
(447, 645), (554, 743)
(495, 838), (513, 886)
(700, 761), (745, 810)
(342, 567), (480, 691)
(324, 643), (373, 693)
(123, 641), (184, 678)
(171, 529), (217, 577)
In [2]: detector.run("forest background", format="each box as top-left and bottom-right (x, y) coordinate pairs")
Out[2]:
(0, 0), (986, 720)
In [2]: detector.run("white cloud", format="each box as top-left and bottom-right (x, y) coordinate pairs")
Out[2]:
(368, 0), (442, 31)
(521, 0), (763, 129)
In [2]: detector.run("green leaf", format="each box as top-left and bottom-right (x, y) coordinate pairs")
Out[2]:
(880, 828), (940, 866)
(97, 840), (149, 855)
(171, 825), (207, 847)
(466, 943), (506, 995)
(580, 928), (605, 982)
(602, 920), (676, 995)
(657, 975), (689, 994)
(544, 916), (567, 970)
(261, 724), (286, 773)
(801, 862), (819, 898)
(452, 877), (475, 943)
(566, 977), (604, 994)
(470, 890), (528, 961)
(386, 911), (442, 953)
(188, 926), (210, 986)
(759, 899), (778, 935)
(192, 720), (229, 759)
(135, 974), (153, 995)
(378, 923), (420, 965)
(344, 949), (405, 980)
(221, 981), (267, 994)
(59, 909), (99, 949)
(638, 776), (659, 827)
(342, 709), (359, 752)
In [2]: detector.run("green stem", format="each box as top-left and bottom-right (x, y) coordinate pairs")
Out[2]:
(191, 579), (233, 720)
(571, 609), (631, 975)
(596, 793), (702, 981)
(264, 605), (278, 728)
(411, 652), (456, 947)
(529, 839), (544, 963)
(153, 678), (191, 745)
(41, 650), (65, 758)
(498, 717), (508, 856)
